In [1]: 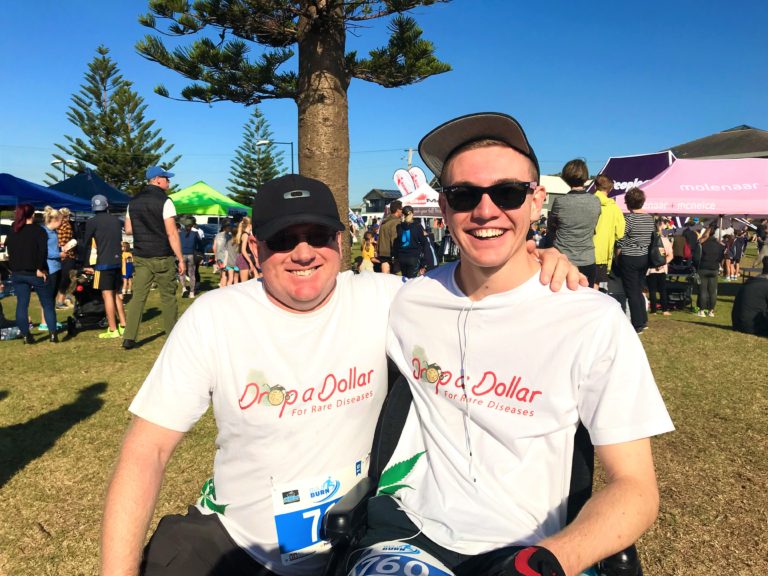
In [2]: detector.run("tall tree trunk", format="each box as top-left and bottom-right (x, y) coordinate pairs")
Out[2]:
(297, 4), (351, 267)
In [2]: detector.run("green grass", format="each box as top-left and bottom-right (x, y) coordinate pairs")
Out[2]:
(0, 261), (766, 575)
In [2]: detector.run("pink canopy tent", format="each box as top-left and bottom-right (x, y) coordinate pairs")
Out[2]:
(624, 158), (768, 216)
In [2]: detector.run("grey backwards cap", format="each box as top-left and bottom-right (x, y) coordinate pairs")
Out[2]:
(418, 112), (540, 182)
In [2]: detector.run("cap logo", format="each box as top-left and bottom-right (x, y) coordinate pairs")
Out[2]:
(284, 189), (311, 199)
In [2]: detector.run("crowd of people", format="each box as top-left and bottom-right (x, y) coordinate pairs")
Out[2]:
(529, 168), (767, 335)
(1, 112), (765, 576)
(349, 158), (767, 338)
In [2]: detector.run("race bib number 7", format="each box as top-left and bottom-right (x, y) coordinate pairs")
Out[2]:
(271, 459), (367, 566)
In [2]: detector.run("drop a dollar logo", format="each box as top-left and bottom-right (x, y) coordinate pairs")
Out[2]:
(262, 384), (286, 406)
(425, 363), (442, 384)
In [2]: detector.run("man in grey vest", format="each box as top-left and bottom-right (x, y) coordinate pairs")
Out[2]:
(122, 166), (185, 350)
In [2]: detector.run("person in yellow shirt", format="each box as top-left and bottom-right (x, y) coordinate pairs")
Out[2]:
(592, 175), (625, 290)
(360, 231), (377, 272)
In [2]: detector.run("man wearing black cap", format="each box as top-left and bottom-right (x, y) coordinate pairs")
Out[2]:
(102, 174), (407, 576)
(122, 166), (185, 349)
(348, 113), (674, 576)
(82, 194), (126, 338)
(101, 172), (582, 576)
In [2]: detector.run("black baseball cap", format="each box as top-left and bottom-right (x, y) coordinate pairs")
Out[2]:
(418, 112), (540, 182)
(252, 174), (344, 240)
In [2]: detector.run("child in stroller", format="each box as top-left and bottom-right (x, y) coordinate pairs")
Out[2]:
(66, 269), (108, 336)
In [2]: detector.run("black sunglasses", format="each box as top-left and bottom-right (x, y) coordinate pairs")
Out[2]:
(440, 182), (537, 212)
(265, 227), (337, 252)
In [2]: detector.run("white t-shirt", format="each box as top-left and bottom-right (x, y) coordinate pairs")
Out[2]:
(130, 271), (403, 575)
(383, 262), (674, 555)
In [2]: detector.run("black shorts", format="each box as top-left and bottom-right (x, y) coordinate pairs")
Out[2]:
(141, 506), (276, 576)
(595, 264), (609, 283)
(94, 268), (122, 291)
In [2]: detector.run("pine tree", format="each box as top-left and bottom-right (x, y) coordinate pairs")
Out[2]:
(227, 108), (285, 206)
(136, 1), (451, 238)
(48, 45), (180, 195)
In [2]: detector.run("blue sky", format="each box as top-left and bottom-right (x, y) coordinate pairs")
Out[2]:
(2, 0), (766, 205)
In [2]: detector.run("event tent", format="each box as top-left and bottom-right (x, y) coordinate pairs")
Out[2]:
(0, 173), (92, 211)
(51, 169), (132, 211)
(621, 158), (768, 216)
(590, 151), (675, 200)
(169, 181), (251, 216)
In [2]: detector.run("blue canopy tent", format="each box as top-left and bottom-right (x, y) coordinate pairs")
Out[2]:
(51, 169), (132, 210)
(0, 173), (91, 211)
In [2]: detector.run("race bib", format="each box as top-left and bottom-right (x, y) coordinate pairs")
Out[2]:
(350, 542), (455, 576)
(271, 457), (368, 566)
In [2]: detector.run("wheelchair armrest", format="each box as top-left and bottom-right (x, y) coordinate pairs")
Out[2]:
(321, 476), (376, 543)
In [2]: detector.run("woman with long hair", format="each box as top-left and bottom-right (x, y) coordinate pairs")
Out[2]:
(225, 224), (241, 286)
(646, 218), (673, 316)
(235, 217), (257, 282)
(56, 207), (76, 308)
(5, 204), (58, 343)
(39, 206), (63, 336)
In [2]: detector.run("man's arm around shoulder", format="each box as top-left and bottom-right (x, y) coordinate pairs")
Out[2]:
(101, 416), (185, 576)
(538, 438), (660, 576)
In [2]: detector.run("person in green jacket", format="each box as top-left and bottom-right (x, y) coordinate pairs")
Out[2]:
(592, 174), (625, 290)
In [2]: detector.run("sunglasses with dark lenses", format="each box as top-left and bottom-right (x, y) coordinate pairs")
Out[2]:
(440, 181), (537, 212)
(265, 227), (337, 252)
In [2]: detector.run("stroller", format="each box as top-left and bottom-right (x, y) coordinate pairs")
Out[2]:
(66, 270), (108, 336)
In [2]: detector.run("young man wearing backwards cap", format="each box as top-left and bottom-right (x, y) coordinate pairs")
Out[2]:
(101, 172), (583, 576)
(347, 113), (675, 576)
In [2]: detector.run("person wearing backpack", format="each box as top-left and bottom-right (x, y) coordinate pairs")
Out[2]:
(393, 206), (429, 278)
(646, 218), (674, 315)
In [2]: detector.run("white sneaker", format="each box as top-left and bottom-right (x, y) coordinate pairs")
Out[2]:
(189, 292), (195, 299)
(697, 310), (707, 317)
(708, 310), (715, 317)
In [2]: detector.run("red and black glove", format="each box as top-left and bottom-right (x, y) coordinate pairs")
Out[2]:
(499, 546), (566, 576)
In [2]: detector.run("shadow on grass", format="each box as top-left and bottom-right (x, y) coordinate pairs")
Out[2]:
(134, 331), (166, 348)
(0, 382), (107, 488)
(0, 390), (8, 402)
(670, 318), (737, 333)
(142, 307), (161, 322)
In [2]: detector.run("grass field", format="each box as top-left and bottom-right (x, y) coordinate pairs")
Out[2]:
(0, 255), (766, 575)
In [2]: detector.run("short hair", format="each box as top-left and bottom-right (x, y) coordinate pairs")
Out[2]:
(624, 187), (646, 210)
(442, 138), (539, 183)
(389, 200), (403, 213)
(594, 174), (614, 192)
(561, 159), (589, 188)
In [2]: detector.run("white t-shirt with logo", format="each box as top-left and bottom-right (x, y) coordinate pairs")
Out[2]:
(383, 262), (674, 555)
(130, 271), (403, 575)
